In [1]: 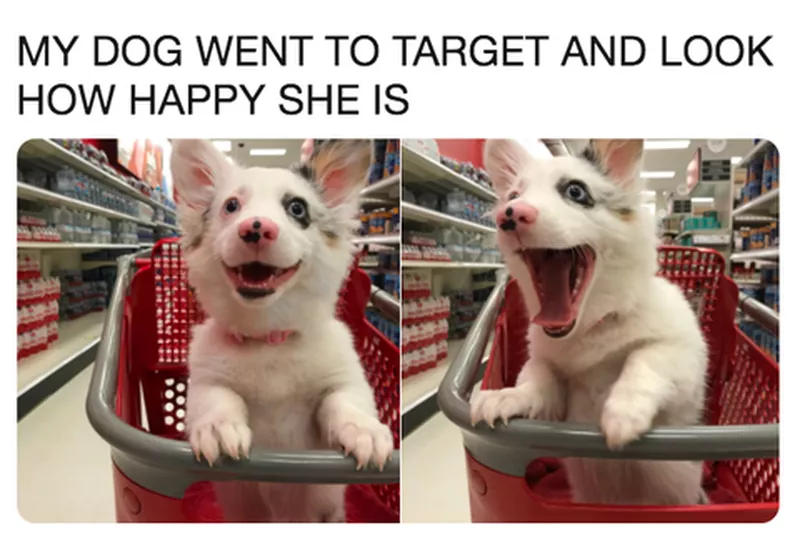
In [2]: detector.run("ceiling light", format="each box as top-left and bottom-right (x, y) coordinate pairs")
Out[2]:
(640, 171), (676, 179)
(250, 148), (287, 156)
(691, 197), (714, 203)
(640, 190), (656, 197)
(730, 156), (742, 165)
(212, 140), (231, 152)
(644, 140), (691, 150)
(518, 139), (553, 159)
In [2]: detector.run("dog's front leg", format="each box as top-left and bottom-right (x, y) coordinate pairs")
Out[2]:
(186, 381), (252, 465)
(317, 383), (394, 471)
(600, 342), (684, 450)
(470, 355), (565, 427)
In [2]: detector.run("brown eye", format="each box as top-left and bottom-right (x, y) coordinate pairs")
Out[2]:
(224, 197), (240, 214)
(508, 191), (520, 201)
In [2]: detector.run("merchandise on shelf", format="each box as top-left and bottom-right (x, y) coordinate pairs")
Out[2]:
(57, 269), (109, 320)
(439, 156), (493, 191)
(737, 221), (779, 251)
(365, 308), (400, 347)
(403, 296), (451, 325)
(402, 319), (448, 377)
(366, 139), (400, 185)
(740, 143), (779, 205)
(17, 252), (62, 359)
(47, 138), (176, 212)
(402, 269), (432, 300)
(681, 212), (721, 231)
(403, 186), (495, 228)
(447, 289), (491, 340)
(17, 207), (60, 242)
(401, 295), (451, 377)
(370, 249), (399, 272)
(359, 206), (400, 236)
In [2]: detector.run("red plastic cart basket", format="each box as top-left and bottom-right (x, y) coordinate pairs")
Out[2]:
(87, 239), (400, 522)
(439, 246), (779, 522)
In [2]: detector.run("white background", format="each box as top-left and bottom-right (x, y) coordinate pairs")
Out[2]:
(2, 0), (795, 529)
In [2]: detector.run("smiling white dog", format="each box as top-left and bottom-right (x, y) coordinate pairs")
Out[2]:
(471, 139), (708, 505)
(171, 139), (393, 522)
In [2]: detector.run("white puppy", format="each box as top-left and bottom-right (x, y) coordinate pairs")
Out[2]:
(471, 139), (708, 505)
(171, 139), (393, 522)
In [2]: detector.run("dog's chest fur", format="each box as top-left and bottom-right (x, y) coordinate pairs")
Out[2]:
(530, 275), (706, 426)
(188, 318), (356, 450)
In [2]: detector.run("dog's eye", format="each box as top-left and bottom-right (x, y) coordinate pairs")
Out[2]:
(224, 198), (240, 214)
(508, 191), (520, 201)
(559, 179), (594, 207)
(286, 198), (307, 220)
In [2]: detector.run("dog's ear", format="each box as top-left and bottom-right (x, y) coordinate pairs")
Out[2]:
(483, 139), (530, 199)
(311, 139), (371, 208)
(586, 139), (644, 190)
(170, 139), (232, 210)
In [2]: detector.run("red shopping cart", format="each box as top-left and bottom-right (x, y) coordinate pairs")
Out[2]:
(87, 239), (400, 522)
(439, 246), (779, 522)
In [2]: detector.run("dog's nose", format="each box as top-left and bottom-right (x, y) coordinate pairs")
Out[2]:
(238, 217), (279, 246)
(496, 202), (538, 232)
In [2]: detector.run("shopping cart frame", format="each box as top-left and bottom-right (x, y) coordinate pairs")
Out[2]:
(438, 269), (778, 478)
(86, 251), (400, 501)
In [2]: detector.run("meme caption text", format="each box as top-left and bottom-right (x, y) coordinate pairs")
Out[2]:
(18, 34), (773, 117)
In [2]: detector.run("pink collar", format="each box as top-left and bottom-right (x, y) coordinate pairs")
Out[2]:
(227, 330), (295, 346)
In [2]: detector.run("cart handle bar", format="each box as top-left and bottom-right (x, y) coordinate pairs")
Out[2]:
(86, 251), (399, 483)
(438, 271), (779, 461)
(370, 285), (400, 322)
(739, 291), (779, 336)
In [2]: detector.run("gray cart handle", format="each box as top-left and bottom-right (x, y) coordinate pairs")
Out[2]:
(86, 251), (399, 484)
(438, 272), (779, 461)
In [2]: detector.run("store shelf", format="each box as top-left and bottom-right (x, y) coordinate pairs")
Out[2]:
(403, 260), (505, 270)
(732, 188), (780, 218)
(18, 139), (176, 216)
(675, 229), (730, 246)
(360, 174), (400, 198)
(17, 241), (148, 250)
(403, 145), (497, 201)
(402, 340), (465, 412)
(18, 312), (105, 395)
(736, 140), (772, 168)
(402, 202), (496, 234)
(156, 221), (181, 232)
(17, 182), (160, 227)
(733, 215), (777, 227)
(730, 248), (779, 262)
(352, 234), (400, 246)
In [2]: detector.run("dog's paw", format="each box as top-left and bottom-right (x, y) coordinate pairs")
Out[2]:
(330, 414), (394, 471)
(470, 387), (546, 428)
(188, 420), (252, 466)
(600, 393), (655, 451)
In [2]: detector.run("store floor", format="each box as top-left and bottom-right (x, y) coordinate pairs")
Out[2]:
(17, 366), (115, 523)
(401, 412), (471, 522)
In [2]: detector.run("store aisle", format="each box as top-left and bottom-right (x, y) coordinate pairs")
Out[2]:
(401, 412), (470, 523)
(18, 366), (115, 523)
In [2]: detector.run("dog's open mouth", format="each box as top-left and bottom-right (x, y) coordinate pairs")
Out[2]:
(224, 261), (301, 300)
(517, 246), (596, 338)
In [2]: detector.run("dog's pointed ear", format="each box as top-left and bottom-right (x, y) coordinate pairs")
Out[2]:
(170, 139), (232, 210)
(586, 139), (644, 190)
(483, 139), (529, 200)
(311, 140), (372, 208)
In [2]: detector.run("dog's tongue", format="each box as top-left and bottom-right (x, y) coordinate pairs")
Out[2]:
(532, 252), (574, 327)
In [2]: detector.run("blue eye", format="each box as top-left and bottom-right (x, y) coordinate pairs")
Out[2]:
(567, 184), (587, 202)
(560, 180), (594, 207)
(288, 199), (306, 219)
